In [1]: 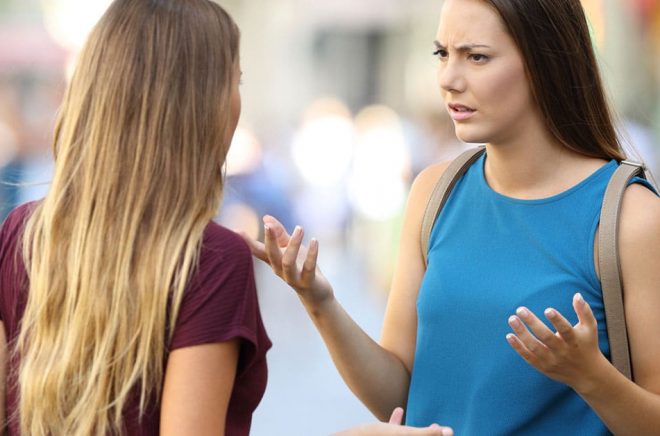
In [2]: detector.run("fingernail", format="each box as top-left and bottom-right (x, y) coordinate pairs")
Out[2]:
(442, 429), (453, 436)
(575, 292), (584, 304)
(516, 307), (528, 317)
(545, 308), (556, 318)
(293, 225), (301, 237)
(505, 333), (515, 342)
(508, 315), (520, 327)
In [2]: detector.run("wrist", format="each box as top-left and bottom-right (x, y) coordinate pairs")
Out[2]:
(300, 291), (336, 318)
(574, 353), (617, 398)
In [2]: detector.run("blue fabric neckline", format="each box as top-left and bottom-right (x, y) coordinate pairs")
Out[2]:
(478, 154), (617, 205)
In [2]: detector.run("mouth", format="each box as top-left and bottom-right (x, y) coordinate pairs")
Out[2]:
(447, 103), (476, 121)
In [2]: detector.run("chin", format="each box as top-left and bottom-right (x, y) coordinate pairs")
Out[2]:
(453, 126), (490, 144)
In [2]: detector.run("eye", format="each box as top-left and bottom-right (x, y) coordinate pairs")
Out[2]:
(433, 48), (448, 60)
(468, 53), (489, 64)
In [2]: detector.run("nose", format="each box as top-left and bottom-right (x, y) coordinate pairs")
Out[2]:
(437, 60), (465, 93)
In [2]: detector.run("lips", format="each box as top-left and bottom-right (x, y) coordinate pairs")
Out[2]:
(448, 103), (476, 121)
(448, 103), (476, 112)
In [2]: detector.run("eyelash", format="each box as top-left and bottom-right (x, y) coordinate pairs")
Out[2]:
(432, 49), (490, 64)
(469, 54), (489, 63)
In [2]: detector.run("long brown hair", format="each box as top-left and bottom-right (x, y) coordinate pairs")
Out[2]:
(18, 0), (240, 434)
(485, 0), (626, 161)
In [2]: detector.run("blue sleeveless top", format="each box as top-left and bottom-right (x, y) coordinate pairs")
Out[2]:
(406, 154), (654, 434)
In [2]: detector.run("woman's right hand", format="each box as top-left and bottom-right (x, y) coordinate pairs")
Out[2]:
(240, 215), (334, 308)
(332, 407), (453, 436)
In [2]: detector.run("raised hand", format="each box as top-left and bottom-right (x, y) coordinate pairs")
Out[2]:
(240, 215), (334, 307)
(506, 292), (610, 393)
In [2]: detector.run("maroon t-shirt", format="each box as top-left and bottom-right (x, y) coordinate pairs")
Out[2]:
(0, 203), (271, 435)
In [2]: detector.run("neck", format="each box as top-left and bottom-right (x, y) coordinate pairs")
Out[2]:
(483, 132), (603, 199)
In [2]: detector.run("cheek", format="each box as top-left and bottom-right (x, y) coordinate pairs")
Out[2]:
(484, 63), (532, 115)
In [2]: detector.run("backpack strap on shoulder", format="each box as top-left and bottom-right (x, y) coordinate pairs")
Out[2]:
(599, 159), (646, 380)
(421, 146), (486, 266)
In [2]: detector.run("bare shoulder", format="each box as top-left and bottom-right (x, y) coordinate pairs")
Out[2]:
(412, 160), (453, 189)
(618, 184), (660, 391)
(407, 160), (453, 211)
(619, 183), (660, 245)
(618, 183), (660, 294)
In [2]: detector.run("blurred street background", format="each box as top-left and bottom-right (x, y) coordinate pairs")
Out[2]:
(1, 0), (659, 434)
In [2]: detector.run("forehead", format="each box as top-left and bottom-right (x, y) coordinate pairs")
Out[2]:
(436, 0), (510, 44)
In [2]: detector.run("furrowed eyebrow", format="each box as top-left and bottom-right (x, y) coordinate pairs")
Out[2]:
(434, 40), (491, 52)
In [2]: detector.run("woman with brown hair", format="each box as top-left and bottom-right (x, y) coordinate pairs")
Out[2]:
(246, 0), (660, 433)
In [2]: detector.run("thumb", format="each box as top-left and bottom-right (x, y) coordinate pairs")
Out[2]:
(573, 292), (596, 328)
(237, 230), (268, 262)
(388, 407), (404, 425)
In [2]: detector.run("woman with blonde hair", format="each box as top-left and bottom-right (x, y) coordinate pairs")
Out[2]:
(0, 0), (271, 434)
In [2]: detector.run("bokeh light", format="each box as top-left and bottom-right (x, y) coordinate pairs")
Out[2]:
(349, 105), (411, 221)
(42, 0), (112, 52)
(291, 98), (354, 187)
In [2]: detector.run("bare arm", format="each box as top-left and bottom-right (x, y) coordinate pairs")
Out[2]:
(242, 162), (451, 420)
(380, 162), (452, 374)
(160, 339), (239, 435)
(506, 184), (660, 435)
(578, 184), (660, 434)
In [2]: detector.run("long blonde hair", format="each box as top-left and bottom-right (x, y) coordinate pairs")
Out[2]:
(17, 0), (240, 434)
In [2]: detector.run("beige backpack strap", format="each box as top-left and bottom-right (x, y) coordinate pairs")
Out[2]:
(421, 146), (486, 265)
(598, 160), (646, 380)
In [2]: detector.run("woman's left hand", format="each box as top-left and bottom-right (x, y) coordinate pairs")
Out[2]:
(506, 292), (610, 393)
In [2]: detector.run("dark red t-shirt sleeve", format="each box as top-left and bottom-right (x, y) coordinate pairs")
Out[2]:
(0, 203), (36, 324)
(0, 211), (10, 322)
(169, 223), (271, 371)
